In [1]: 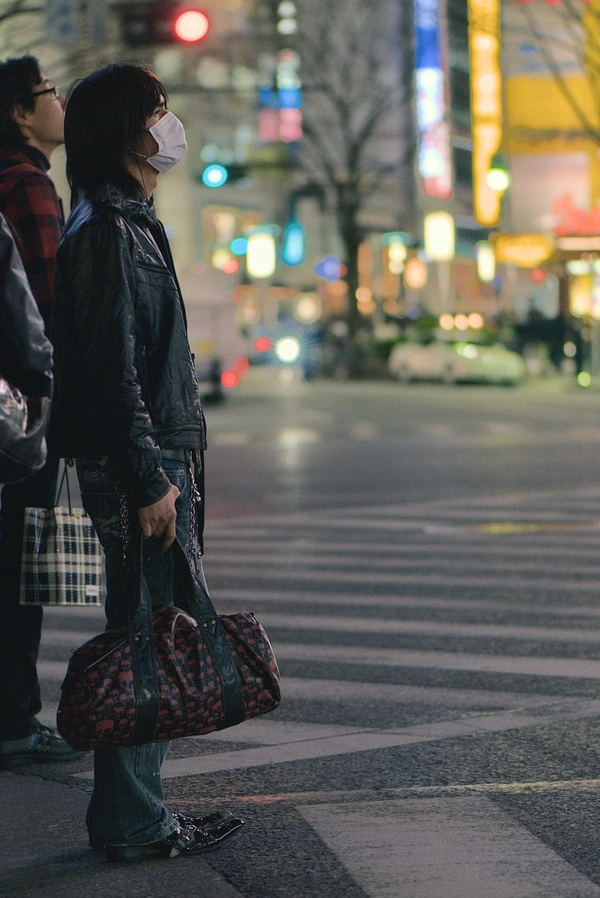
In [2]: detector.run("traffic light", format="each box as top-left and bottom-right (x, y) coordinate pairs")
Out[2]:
(200, 163), (247, 188)
(121, 2), (210, 45)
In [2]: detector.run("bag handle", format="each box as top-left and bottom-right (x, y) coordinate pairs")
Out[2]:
(55, 458), (74, 512)
(123, 530), (245, 745)
(170, 537), (245, 730)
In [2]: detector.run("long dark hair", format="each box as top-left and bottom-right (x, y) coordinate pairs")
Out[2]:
(64, 64), (167, 204)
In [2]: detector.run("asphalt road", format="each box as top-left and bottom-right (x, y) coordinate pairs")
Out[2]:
(202, 369), (600, 518)
(12, 369), (600, 898)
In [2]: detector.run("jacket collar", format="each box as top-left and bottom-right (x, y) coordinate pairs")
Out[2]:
(0, 144), (50, 172)
(62, 184), (157, 244)
(94, 183), (157, 223)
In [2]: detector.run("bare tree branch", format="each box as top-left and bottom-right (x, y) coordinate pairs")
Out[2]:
(518, 3), (598, 138)
(292, 0), (414, 331)
(0, 1), (43, 23)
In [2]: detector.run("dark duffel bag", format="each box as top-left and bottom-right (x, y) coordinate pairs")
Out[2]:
(57, 533), (281, 750)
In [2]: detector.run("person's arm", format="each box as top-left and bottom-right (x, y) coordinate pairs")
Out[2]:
(61, 214), (171, 509)
(0, 213), (53, 397)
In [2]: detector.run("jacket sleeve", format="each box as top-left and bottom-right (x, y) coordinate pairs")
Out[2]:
(0, 213), (53, 397)
(65, 215), (171, 508)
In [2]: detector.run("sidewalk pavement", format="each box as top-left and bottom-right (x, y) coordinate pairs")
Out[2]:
(0, 771), (244, 898)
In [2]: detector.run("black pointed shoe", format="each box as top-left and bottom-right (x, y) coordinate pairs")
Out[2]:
(103, 817), (245, 861)
(172, 810), (231, 829)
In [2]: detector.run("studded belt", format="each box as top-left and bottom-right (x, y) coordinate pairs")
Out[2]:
(161, 449), (189, 462)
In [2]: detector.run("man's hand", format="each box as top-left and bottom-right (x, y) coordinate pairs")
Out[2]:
(137, 483), (180, 551)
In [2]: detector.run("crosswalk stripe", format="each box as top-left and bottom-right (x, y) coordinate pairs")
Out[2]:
(38, 616), (600, 646)
(206, 540), (600, 560)
(277, 678), (563, 708)
(73, 701), (600, 781)
(273, 643), (600, 679)
(69, 698), (600, 780)
(37, 644), (600, 683)
(206, 552), (600, 576)
(300, 797), (600, 898)
(242, 613), (600, 644)
(203, 564), (600, 591)
(35, 677), (574, 713)
(41, 591), (600, 619)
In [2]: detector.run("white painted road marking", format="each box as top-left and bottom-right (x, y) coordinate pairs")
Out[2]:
(274, 643), (600, 679)
(300, 797), (600, 898)
(69, 698), (600, 780)
(38, 616), (600, 646)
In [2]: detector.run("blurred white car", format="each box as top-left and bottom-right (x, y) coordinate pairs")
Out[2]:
(388, 339), (526, 385)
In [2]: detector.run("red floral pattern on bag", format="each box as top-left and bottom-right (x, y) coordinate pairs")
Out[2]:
(57, 607), (281, 750)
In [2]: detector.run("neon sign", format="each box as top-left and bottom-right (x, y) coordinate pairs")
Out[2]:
(414, 0), (452, 199)
(469, 0), (503, 226)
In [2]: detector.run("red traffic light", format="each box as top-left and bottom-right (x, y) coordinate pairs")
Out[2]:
(174, 9), (210, 42)
(121, 3), (210, 45)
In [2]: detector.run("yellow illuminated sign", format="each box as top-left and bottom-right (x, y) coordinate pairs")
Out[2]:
(469, 0), (503, 226)
(404, 256), (428, 291)
(475, 241), (496, 282)
(492, 233), (555, 268)
(424, 210), (455, 261)
(584, 0), (600, 93)
(247, 230), (277, 279)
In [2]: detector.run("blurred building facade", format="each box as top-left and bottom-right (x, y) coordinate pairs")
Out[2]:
(8, 0), (599, 372)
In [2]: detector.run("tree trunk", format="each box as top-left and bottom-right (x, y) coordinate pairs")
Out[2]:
(340, 230), (361, 336)
(336, 184), (363, 336)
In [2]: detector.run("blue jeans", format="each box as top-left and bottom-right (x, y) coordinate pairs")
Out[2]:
(77, 455), (201, 845)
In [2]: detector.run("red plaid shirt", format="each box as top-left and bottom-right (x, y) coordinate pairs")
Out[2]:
(0, 145), (63, 328)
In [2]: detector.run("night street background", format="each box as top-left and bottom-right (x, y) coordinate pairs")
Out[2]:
(6, 371), (600, 896)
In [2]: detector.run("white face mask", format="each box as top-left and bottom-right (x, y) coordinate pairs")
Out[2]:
(145, 111), (187, 173)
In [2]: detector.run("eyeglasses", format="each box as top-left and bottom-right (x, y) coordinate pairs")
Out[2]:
(32, 85), (59, 99)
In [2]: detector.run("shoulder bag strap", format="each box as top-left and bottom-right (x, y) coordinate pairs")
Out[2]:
(171, 538), (245, 729)
(126, 531), (160, 745)
(124, 532), (245, 743)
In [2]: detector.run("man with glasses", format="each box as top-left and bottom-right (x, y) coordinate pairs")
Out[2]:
(0, 55), (77, 768)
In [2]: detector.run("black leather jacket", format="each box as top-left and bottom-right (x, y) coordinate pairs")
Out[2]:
(0, 212), (52, 398)
(50, 185), (206, 508)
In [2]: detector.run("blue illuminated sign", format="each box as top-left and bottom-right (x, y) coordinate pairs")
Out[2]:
(414, 0), (452, 198)
(278, 87), (302, 109)
(258, 88), (278, 110)
(315, 255), (342, 282)
(282, 220), (305, 266)
(230, 237), (248, 256)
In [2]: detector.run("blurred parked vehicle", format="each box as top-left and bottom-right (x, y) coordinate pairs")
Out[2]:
(178, 265), (248, 401)
(388, 337), (526, 385)
(249, 318), (323, 380)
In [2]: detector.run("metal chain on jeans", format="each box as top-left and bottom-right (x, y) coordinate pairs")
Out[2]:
(117, 461), (202, 568)
(119, 491), (131, 564)
(188, 458), (202, 572)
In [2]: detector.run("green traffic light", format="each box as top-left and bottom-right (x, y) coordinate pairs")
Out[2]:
(201, 164), (228, 188)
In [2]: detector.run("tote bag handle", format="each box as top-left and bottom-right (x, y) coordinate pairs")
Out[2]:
(121, 531), (245, 745)
(54, 458), (74, 512)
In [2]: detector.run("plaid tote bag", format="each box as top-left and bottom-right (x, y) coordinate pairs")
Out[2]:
(19, 460), (104, 606)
